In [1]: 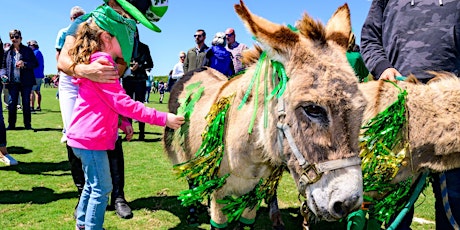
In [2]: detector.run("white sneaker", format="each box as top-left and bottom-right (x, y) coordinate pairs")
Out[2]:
(60, 134), (68, 143)
(1, 154), (18, 166)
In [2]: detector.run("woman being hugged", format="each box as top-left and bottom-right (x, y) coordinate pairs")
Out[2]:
(66, 8), (184, 230)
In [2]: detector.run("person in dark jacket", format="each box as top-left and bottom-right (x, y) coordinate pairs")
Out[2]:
(361, 1), (460, 229)
(1, 29), (38, 130)
(122, 30), (153, 141)
(0, 37), (18, 166)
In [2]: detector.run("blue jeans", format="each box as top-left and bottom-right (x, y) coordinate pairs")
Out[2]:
(432, 168), (460, 230)
(73, 148), (112, 230)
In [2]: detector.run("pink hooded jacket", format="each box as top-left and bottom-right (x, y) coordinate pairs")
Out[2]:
(67, 52), (167, 150)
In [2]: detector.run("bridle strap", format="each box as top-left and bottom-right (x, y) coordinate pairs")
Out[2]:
(276, 98), (361, 184)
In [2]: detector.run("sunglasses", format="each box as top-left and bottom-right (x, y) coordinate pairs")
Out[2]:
(180, 56), (185, 59)
(10, 35), (20, 39)
(226, 33), (234, 37)
(194, 34), (203, 38)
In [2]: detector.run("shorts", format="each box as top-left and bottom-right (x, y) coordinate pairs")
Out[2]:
(32, 78), (43, 91)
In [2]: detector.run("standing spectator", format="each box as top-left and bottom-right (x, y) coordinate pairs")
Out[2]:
(57, 0), (169, 221)
(361, 0), (460, 229)
(225, 27), (248, 74)
(0, 37), (18, 166)
(66, 12), (184, 229)
(0, 29), (37, 130)
(207, 32), (234, 77)
(158, 80), (165, 103)
(145, 68), (154, 103)
(168, 51), (185, 91)
(122, 30), (154, 141)
(183, 29), (209, 73)
(27, 40), (44, 112)
(44, 76), (51, 88)
(55, 5), (86, 141)
(152, 79), (159, 94)
(166, 69), (173, 92)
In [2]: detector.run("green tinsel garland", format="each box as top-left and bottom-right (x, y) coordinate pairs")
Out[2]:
(174, 94), (234, 207)
(174, 81), (205, 152)
(237, 51), (290, 133)
(359, 81), (419, 224)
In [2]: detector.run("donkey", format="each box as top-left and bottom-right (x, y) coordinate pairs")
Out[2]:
(359, 73), (460, 181)
(267, 73), (460, 228)
(164, 1), (365, 228)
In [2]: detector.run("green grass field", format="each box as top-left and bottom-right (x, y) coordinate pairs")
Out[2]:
(0, 87), (435, 229)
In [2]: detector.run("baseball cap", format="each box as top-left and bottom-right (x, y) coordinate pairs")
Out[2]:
(105, 0), (168, 32)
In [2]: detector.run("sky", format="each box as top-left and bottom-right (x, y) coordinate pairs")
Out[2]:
(0, 0), (372, 77)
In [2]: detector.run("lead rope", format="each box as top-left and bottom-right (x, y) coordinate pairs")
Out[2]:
(440, 172), (460, 230)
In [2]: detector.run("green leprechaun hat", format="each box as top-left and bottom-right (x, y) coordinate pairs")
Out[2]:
(105, 0), (168, 32)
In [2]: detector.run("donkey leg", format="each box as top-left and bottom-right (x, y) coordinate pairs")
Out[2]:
(267, 193), (285, 230)
(232, 208), (258, 230)
(209, 192), (229, 229)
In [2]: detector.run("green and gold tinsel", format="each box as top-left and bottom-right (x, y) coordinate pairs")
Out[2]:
(174, 51), (289, 222)
(359, 81), (416, 224)
(218, 166), (284, 222)
(174, 94), (234, 207)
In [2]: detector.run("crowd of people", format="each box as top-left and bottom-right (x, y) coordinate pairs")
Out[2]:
(1, 0), (459, 229)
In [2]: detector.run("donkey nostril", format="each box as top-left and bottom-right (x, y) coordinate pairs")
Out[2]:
(333, 201), (345, 217)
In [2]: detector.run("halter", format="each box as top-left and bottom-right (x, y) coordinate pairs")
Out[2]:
(276, 97), (361, 188)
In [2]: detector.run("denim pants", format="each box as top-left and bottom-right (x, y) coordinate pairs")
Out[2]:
(0, 86), (6, 147)
(73, 148), (112, 230)
(58, 73), (78, 134)
(432, 168), (460, 230)
(7, 83), (32, 128)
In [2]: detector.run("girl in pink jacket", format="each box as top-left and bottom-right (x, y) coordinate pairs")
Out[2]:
(65, 11), (184, 230)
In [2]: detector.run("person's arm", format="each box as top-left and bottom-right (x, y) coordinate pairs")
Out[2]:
(55, 28), (65, 62)
(57, 35), (119, 83)
(23, 47), (38, 70)
(360, 0), (396, 80)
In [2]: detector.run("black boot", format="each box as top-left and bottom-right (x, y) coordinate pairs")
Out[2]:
(108, 138), (133, 219)
(138, 122), (145, 140)
(67, 144), (84, 219)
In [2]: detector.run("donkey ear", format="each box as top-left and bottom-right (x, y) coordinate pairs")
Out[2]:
(234, 0), (299, 62)
(324, 3), (352, 49)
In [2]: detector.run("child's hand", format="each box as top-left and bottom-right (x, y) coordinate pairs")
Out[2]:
(124, 125), (134, 141)
(166, 113), (185, 130)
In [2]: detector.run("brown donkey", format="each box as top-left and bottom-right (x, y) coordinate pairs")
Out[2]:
(164, 1), (365, 229)
(269, 73), (460, 228)
(359, 73), (460, 181)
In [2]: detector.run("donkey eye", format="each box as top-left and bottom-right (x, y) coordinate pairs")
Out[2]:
(303, 104), (328, 124)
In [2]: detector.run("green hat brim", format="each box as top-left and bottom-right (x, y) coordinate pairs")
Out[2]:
(114, 0), (161, 32)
